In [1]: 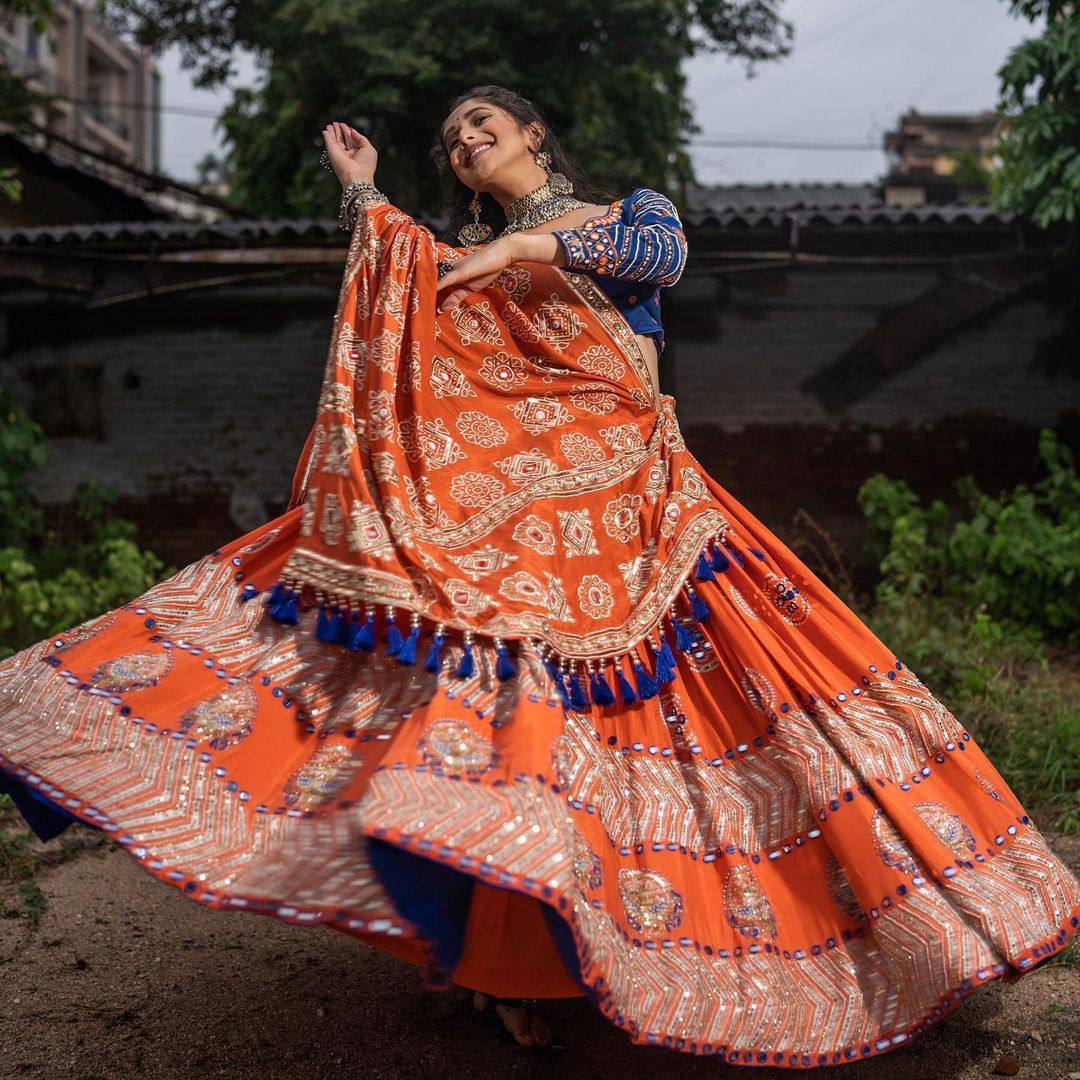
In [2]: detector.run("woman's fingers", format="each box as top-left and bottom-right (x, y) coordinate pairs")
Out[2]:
(438, 287), (472, 313)
(322, 121), (374, 156)
(437, 272), (503, 312)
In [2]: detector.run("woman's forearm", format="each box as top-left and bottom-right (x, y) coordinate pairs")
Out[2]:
(508, 232), (567, 267)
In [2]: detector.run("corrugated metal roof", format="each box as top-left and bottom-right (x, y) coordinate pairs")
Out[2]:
(0, 217), (346, 246)
(0, 196), (1018, 249)
(685, 203), (1017, 229)
(684, 183), (881, 214)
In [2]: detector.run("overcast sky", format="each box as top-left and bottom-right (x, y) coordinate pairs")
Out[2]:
(158, 0), (1032, 187)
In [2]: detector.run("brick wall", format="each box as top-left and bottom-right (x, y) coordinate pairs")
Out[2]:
(1, 268), (1074, 568)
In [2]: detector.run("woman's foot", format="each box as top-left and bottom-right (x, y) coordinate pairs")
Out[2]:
(471, 990), (560, 1049)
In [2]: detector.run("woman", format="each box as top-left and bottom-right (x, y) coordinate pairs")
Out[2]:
(0, 84), (1077, 1066)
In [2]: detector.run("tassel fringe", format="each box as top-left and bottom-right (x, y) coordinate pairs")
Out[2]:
(396, 624), (420, 665)
(456, 640), (475, 679)
(495, 645), (517, 681)
(590, 669), (616, 706)
(257, 530), (744, 707)
(425, 633), (445, 673)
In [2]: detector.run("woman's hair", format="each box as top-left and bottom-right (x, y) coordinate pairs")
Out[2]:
(429, 85), (619, 245)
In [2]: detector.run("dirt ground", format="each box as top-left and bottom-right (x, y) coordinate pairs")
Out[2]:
(0, 828), (1077, 1080)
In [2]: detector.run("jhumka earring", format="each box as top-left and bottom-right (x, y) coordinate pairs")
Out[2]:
(534, 149), (573, 196)
(457, 190), (494, 245)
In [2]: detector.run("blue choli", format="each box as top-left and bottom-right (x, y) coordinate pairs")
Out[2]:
(552, 187), (687, 359)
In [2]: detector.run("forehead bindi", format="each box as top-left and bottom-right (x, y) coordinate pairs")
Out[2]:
(442, 103), (495, 146)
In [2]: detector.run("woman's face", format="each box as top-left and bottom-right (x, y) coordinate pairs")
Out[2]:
(440, 99), (538, 190)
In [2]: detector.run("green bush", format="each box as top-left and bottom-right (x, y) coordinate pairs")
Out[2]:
(858, 428), (1079, 645)
(0, 390), (171, 659)
(856, 427), (1080, 831)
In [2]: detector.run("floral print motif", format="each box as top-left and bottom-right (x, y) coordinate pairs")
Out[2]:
(479, 351), (529, 390)
(449, 472), (507, 508)
(560, 432), (607, 466)
(512, 514), (557, 555)
(578, 574), (615, 619)
(570, 382), (619, 415)
(455, 410), (509, 448)
(602, 493), (643, 543)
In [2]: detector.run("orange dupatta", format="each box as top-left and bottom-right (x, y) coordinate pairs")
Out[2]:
(268, 194), (730, 696)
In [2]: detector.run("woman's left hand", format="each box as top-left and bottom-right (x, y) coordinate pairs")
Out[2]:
(436, 236), (520, 313)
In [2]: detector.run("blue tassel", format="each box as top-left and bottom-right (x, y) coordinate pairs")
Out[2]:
(334, 610), (354, 645)
(239, 585), (261, 603)
(654, 639), (677, 684)
(750, 547), (766, 561)
(568, 671), (589, 709)
(264, 581), (287, 610)
(496, 646), (517, 681)
(386, 618), (404, 658)
(553, 669), (571, 707)
(660, 634), (676, 668)
(590, 670), (616, 706)
(397, 624), (420, 665)
(316, 605), (339, 643)
(425, 633), (445, 673)
(269, 589), (299, 625)
(349, 612), (376, 652)
(690, 590), (711, 622)
(695, 550), (716, 582)
(633, 661), (659, 699)
(341, 612), (361, 650)
(456, 641), (475, 679)
(709, 547), (731, 573)
(616, 667), (638, 704)
(726, 543), (747, 568)
(673, 616), (694, 652)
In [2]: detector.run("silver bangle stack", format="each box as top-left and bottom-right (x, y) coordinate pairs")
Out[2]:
(338, 179), (388, 231)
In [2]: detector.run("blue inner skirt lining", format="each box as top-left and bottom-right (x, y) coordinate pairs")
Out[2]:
(1, 765), (586, 993)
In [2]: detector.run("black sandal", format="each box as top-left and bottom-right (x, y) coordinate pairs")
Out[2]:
(471, 992), (569, 1053)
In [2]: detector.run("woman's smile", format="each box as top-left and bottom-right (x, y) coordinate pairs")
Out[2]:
(464, 140), (495, 167)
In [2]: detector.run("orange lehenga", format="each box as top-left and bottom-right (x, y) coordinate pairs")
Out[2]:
(1, 193), (1077, 1069)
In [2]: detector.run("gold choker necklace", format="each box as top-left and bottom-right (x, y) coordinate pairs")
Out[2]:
(498, 175), (586, 238)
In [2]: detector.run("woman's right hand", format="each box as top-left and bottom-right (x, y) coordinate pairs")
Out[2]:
(322, 122), (378, 188)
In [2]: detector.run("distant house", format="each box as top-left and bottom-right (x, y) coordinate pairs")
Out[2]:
(0, 130), (175, 227)
(0, 182), (1073, 566)
(0, 0), (161, 176)
(882, 110), (999, 207)
(0, 127), (236, 227)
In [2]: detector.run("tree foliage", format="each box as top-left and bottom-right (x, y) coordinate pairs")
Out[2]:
(992, 0), (1080, 227)
(99, 0), (792, 215)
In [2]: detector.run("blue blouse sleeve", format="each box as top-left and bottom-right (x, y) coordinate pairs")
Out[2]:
(551, 187), (688, 287)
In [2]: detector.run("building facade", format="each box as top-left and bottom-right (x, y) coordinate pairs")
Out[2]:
(0, 1), (161, 175)
(882, 111), (999, 207)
